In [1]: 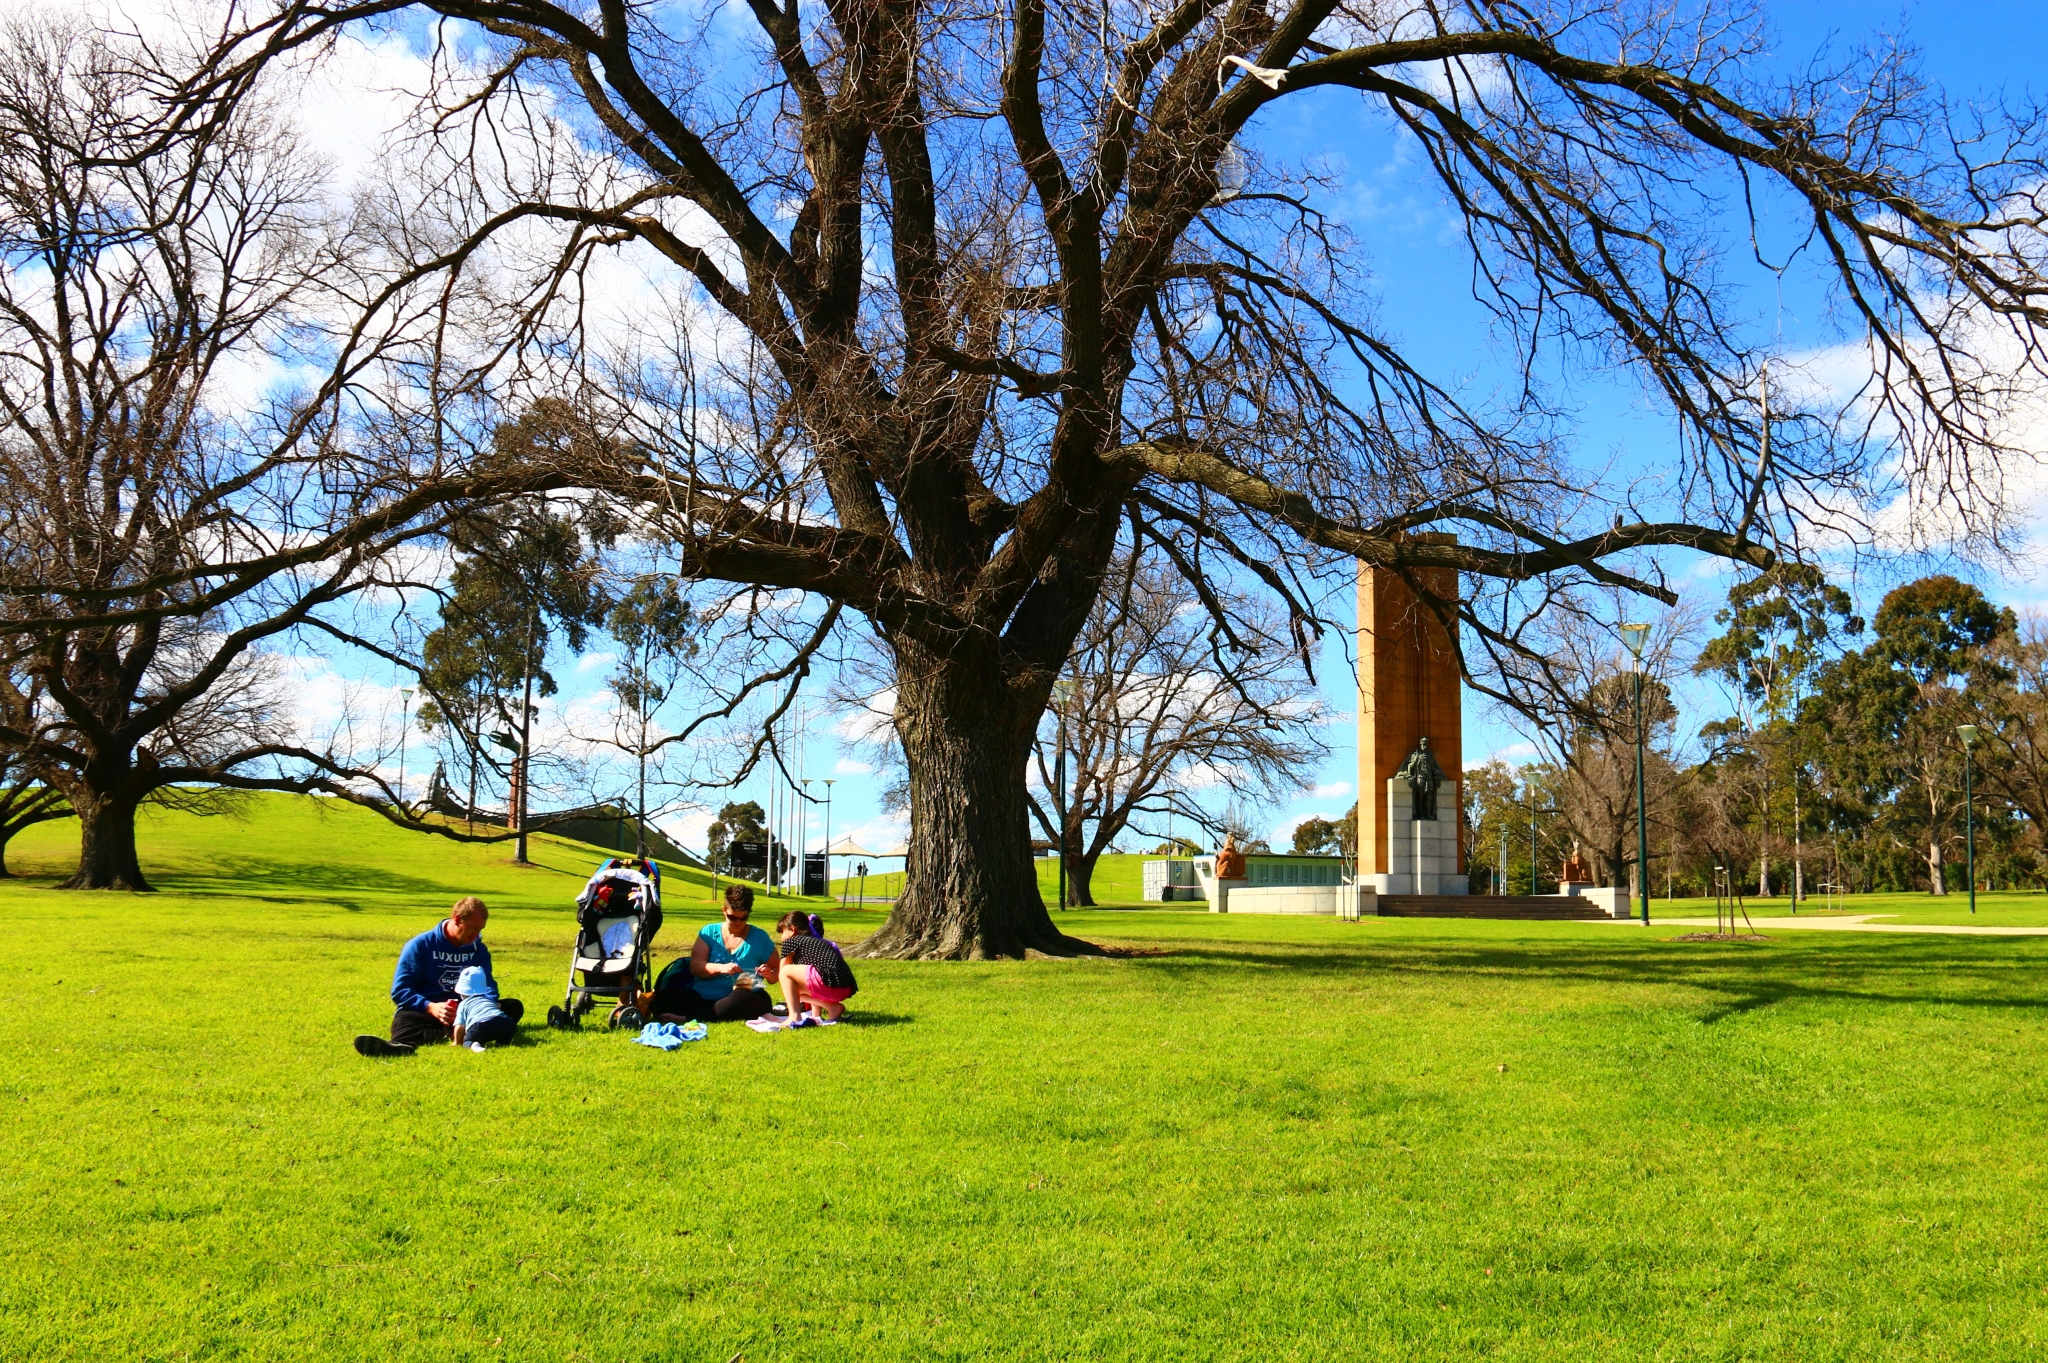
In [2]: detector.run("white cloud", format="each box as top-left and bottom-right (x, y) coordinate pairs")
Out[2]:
(658, 809), (715, 854)
(1312, 780), (1352, 799)
(1474, 741), (1537, 767)
(835, 688), (896, 745)
(833, 757), (874, 776)
(1269, 812), (1333, 848)
(835, 815), (908, 859)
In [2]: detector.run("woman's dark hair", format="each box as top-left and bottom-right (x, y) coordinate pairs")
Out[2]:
(723, 883), (754, 914)
(775, 911), (812, 936)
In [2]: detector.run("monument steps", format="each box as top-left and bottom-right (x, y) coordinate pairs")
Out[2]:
(1375, 894), (1615, 920)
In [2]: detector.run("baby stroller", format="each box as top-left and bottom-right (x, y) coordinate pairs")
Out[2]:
(548, 857), (663, 1030)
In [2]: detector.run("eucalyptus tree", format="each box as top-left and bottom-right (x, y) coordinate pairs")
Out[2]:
(599, 579), (697, 856)
(187, 0), (2048, 952)
(416, 490), (613, 862)
(1801, 576), (2014, 894)
(1694, 564), (1862, 894)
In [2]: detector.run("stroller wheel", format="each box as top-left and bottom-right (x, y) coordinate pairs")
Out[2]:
(547, 1004), (579, 1031)
(608, 1004), (643, 1032)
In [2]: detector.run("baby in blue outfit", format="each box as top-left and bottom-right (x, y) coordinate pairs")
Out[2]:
(453, 966), (515, 1051)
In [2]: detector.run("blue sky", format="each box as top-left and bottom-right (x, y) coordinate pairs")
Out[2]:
(260, 1), (2048, 861)
(1240, 0), (2048, 851)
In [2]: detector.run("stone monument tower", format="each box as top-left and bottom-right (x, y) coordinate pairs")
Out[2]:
(1357, 546), (1467, 894)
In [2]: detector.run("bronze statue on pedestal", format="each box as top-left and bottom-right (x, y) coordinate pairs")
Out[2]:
(1397, 737), (1447, 821)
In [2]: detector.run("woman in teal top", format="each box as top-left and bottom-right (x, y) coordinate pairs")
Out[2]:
(649, 884), (778, 1022)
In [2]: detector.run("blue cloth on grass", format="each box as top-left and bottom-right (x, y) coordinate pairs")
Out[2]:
(633, 1021), (708, 1050)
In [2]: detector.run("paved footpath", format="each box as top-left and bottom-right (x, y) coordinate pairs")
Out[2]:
(1645, 914), (2048, 937)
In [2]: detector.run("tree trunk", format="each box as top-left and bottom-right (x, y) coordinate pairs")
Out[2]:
(1927, 841), (1946, 895)
(1758, 857), (1772, 898)
(854, 642), (1096, 959)
(1071, 844), (1101, 907)
(60, 785), (150, 891)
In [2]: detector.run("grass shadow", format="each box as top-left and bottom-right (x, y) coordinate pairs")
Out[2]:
(1128, 932), (2048, 1021)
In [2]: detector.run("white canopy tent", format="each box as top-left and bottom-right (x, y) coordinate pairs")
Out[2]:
(827, 835), (903, 905)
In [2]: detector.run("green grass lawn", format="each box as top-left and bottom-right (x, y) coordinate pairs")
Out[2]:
(1649, 889), (2048, 925)
(9, 797), (2048, 1359)
(830, 852), (1148, 905)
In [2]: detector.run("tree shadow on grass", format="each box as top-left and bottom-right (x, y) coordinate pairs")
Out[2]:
(158, 857), (460, 899)
(1125, 933), (2048, 1022)
(836, 1012), (914, 1028)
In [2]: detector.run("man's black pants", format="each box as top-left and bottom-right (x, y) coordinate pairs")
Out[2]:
(390, 998), (524, 1048)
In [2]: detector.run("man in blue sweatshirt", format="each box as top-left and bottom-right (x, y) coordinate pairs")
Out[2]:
(354, 896), (524, 1056)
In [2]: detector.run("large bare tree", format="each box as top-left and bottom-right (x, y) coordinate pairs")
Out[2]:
(0, 18), (574, 888)
(162, 0), (2048, 952)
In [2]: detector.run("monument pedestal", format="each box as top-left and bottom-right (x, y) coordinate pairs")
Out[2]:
(1559, 884), (1630, 917)
(1208, 878), (1247, 913)
(1364, 778), (1467, 896)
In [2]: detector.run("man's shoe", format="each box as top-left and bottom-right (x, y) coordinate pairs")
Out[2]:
(353, 1035), (415, 1058)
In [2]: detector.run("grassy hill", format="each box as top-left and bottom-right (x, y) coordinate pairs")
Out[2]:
(6, 791), (836, 920)
(10, 794), (2048, 1359)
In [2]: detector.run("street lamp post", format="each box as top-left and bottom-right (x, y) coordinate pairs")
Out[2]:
(397, 688), (413, 816)
(1958, 724), (1980, 914)
(822, 779), (835, 902)
(1621, 622), (1653, 926)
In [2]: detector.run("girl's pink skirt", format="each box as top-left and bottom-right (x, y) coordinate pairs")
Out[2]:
(791, 964), (853, 1005)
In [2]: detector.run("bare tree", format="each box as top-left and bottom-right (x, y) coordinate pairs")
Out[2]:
(0, 663), (69, 875)
(0, 19), (571, 889)
(1504, 610), (1689, 890)
(177, 0), (2048, 953)
(1029, 553), (1324, 905)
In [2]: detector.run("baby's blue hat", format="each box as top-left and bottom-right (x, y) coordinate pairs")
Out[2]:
(456, 965), (495, 998)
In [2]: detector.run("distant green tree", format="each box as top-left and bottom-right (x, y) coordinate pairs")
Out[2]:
(1695, 565), (1862, 896)
(601, 580), (696, 856)
(1696, 565), (1863, 720)
(1290, 803), (1356, 859)
(1461, 760), (1520, 894)
(705, 799), (791, 882)
(1800, 576), (2014, 893)
(417, 475), (613, 859)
